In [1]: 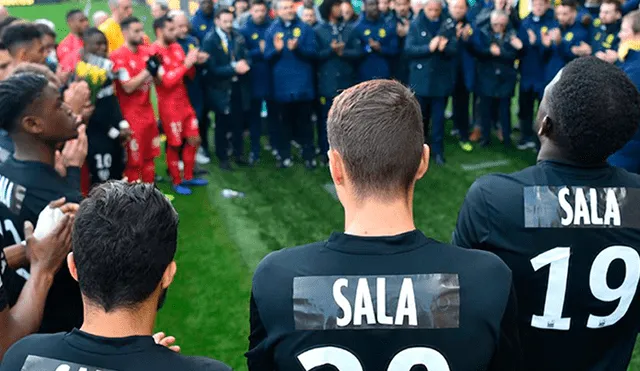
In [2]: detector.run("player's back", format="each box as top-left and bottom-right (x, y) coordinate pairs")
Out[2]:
(0, 330), (232, 371)
(453, 160), (640, 371)
(247, 230), (521, 371)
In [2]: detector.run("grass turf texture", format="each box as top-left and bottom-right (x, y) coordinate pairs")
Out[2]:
(11, 2), (640, 370)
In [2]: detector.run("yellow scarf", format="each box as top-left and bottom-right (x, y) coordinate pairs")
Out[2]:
(618, 39), (640, 61)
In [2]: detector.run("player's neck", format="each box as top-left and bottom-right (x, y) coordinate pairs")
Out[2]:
(80, 302), (157, 339)
(343, 197), (416, 237)
(538, 143), (607, 167)
(126, 42), (138, 53)
(157, 39), (169, 48)
(12, 137), (55, 168)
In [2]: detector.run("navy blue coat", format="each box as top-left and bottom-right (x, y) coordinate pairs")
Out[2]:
(191, 9), (215, 43)
(202, 28), (252, 113)
(405, 12), (458, 97)
(543, 21), (590, 85)
(609, 48), (640, 171)
(518, 10), (557, 94)
(470, 29), (518, 98)
(590, 18), (621, 53)
(451, 18), (476, 93)
(264, 18), (316, 103)
(240, 18), (273, 100)
(623, 0), (640, 15)
(177, 35), (205, 117)
(387, 10), (414, 84)
(314, 22), (362, 99)
(353, 15), (399, 81)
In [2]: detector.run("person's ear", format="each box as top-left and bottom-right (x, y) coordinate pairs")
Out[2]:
(328, 148), (345, 186)
(538, 115), (552, 138)
(22, 116), (44, 135)
(415, 144), (430, 180)
(161, 261), (177, 289)
(67, 252), (78, 282)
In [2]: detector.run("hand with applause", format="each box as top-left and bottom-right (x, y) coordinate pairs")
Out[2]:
(274, 34), (284, 51)
(25, 214), (73, 278)
(438, 37), (449, 51)
(146, 54), (162, 77)
(510, 35), (523, 50)
(527, 29), (536, 45)
(429, 36), (440, 52)
(490, 43), (501, 56)
(287, 38), (299, 50)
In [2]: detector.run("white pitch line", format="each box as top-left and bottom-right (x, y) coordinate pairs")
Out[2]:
(461, 159), (511, 171)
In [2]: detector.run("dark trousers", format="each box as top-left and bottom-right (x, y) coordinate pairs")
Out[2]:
(318, 96), (334, 157)
(199, 102), (212, 157)
(248, 99), (280, 158)
(518, 87), (540, 141)
(278, 100), (314, 161)
(418, 96), (446, 156)
(452, 79), (471, 142)
(480, 96), (512, 146)
(214, 85), (244, 162)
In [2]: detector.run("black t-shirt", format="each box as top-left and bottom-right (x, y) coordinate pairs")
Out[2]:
(0, 329), (232, 371)
(246, 230), (522, 371)
(0, 157), (83, 333)
(0, 249), (7, 312)
(453, 160), (640, 371)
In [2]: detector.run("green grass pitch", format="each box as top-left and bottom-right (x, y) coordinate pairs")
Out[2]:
(9, 2), (640, 369)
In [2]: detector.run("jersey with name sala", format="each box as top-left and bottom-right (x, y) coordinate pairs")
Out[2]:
(453, 160), (640, 371)
(246, 230), (523, 371)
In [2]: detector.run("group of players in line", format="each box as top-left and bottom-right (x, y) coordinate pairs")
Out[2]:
(0, 55), (639, 371)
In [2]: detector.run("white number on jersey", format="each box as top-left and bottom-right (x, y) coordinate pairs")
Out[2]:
(531, 245), (640, 330)
(297, 346), (451, 371)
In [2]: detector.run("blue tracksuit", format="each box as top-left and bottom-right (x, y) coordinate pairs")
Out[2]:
(609, 48), (640, 173)
(543, 21), (590, 86)
(353, 15), (399, 81)
(191, 9), (215, 43)
(177, 35), (204, 118)
(264, 17), (316, 103)
(590, 18), (621, 54)
(623, 0), (640, 15)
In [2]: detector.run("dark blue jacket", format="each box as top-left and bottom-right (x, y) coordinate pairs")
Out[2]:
(609, 48), (640, 171)
(518, 10), (557, 94)
(264, 17), (316, 102)
(314, 22), (362, 99)
(388, 10), (414, 84)
(543, 21), (589, 85)
(470, 29), (518, 98)
(191, 9), (215, 42)
(353, 15), (399, 81)
(590, 18), (621, 53)
(451, 17), (476, 93)
(623, 0), (640, 15)
(405, 13), (458, 97)
(177, 35), (204, 117)
(241, 18), (272, 100)
(468, 0), (492, 23)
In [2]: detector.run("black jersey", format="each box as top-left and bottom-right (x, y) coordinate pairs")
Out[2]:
(0, 329), (232, 371)
(453, 160), (640, 371)
(0, 249), (7, 312)
(0, 157), (82, 334)
(246, 230), (522, 371)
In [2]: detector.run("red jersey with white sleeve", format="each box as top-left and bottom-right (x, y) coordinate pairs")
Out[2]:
(110, 45), (156, 127)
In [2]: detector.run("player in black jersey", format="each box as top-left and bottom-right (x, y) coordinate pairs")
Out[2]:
(0, 199), (75, 358)
(246, 80), (522, 371)
(0, 72), (87, 334)
(0, 181), (232, 371)
(453, 56), (640, 371)
(79, 28), (128, 187)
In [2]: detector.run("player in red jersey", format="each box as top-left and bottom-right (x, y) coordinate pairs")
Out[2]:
(150, 15), (208, 195)
(110, 16), (159, 184)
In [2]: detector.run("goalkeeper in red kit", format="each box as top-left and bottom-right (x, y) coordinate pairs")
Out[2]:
(150, 15), (209, 195)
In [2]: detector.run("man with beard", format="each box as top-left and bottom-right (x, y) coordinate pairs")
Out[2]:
(454, 57), (640, 371)
(593, 0), (623, 62)
(57, 10), (89, 73)
(150, 16), (207, 194)
(2, 23), (46, 65)
(110, 17), (159, 184)
(0, 181), (232, 371)
(191, 0), (215, 43)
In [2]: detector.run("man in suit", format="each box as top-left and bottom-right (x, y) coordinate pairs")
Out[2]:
(405, 0), (458, 165)
(202, 7), (252, 171)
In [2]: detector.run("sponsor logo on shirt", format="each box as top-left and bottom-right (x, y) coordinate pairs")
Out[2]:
(21, 355), (119, 371)
(293, 274), (460, 330)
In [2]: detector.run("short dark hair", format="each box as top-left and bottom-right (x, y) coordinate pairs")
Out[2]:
(319, 0), (342, 20)
(66, 9), (84, 21)
(327, 80), (424, 199)
(559, 0), (577, 9)
(153, 15), (173, 31)
(35, 23), (56, 39)
(83, 27), (106, 42)
(0, 72), (49, 133)
(0, 16), (19, 38)
(251, 0), (267, 7)
(2, 23), (42, 55)
(120, 16), (141, 30)
(216, 6), (234, 18)
(601, 0), (622, 13)
(545, 57), (640, 164)
(72, 181), (179, 312)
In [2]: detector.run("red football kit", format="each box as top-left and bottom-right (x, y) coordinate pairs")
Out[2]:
(149, 42), (199, 186)
(110, 44), (159, 183)
(57, 33), (83, 72)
